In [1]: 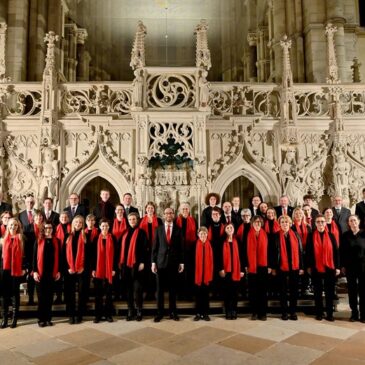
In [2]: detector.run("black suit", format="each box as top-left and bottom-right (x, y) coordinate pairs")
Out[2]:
(231, 208), (242, 227)
(41, 210), (60, 228)
(63, 204), (88, 220)
(93, 201), (115, 223)
(124, 206), (139, 217)
(355, 201), (365, 229)
(274, 206), (294, 219)
(220, 214), (240, 231)
(152, 224), (184, 315)
(18, 210), (34, 233)
(0, 202), (12, 215)
(332, 207), (351, 233)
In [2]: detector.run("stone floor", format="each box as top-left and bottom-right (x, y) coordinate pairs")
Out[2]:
(1, 297), (365, 365)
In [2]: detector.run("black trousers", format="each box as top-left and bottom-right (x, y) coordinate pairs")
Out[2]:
(64, 272), (87, 319)
(156, 267), (179, 314)
(122, 266), (144, 311)
(248, 267), (268, 316)
(346, 269), (365, 319)
(195, 284), (210, 315)
(312, 269), (336, 316)
(94, 278), (113, 318)
(279, 270), (300, 315)
(27, 274), (35, 302)
(36, 277), (54, 322)
(222, 274), (239, 314)
(1, 271), (21, 318)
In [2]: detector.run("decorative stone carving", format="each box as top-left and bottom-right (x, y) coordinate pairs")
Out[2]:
(351, 57), (362, 83)
(195, 19), (211, 71)
(197, 70), (210, 111)
(0, 23), (10, 83)
(130, 21), (147, 70)
(131, 68), (144, 111)
(325, 23), (340, 84)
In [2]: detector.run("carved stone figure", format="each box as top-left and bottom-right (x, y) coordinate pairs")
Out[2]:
(198, 70), (210, 110)
(38, 147), (59, 201)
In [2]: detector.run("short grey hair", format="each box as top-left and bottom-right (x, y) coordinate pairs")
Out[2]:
(241, 208), (251, 216)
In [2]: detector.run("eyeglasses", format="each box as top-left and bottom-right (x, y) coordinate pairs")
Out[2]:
(316, 220), (326, 224)
(44, 226), (53, 230)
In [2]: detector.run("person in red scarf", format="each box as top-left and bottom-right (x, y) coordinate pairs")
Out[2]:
(54, 212), (71, 304)
(0, 211), (12, 238)
(63, 215), (87, 324)
(218, 223), (244, 320)
(119, 213), (147, 321)
(243, 215), (273, 321)
(323, 208), (340, 247)
(194, 227), (213, 321)
(176, 202), (197, 300)
(33, 223), (60, 327)
(139, 201), (162, 301)
(201, 192), (221, 228)
(306, 214), (340, 321)
(0, 218), (25, 328)
(273, 216), (304, 320)
(92, 219), (117, 323)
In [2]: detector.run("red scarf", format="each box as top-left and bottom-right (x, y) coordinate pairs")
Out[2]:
(236, 223), (245, 239)
(85, 227), (99, 242)
(247, 228), (268, 273)
(66, 232), (85, 272)
(37, 237), (59, 279)
(55, 223), (71, 246)
(195, 239), (213, 286)
(294, 220), (308, 249)
(313, 230), (335, 273)
(279, 230), (300, 271)
(33, 223), (41, 239)
(95, 233), (114, 284)
(120, 228), (140, 268)
(112, 218), (127, 241)
(2, 235), (23, 276)
(0, 225), (6, 237)
(264, 219), (280, 234)
(176, 216), (196, 245)
(139, 215), (159, 243)
(208, 224), (225, 241)
(326, 221), (340, 247)
(223, 237), (241, 281)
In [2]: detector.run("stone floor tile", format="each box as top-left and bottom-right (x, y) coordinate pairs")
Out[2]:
(82, 336), (140, 358)
(328, 340), (365, 360)
(108, 345), (179, 365)
(257, 342), (324, 365)
(207, 316), (258, 333)
(15, 338), (73, 358)
(0, 350), (33, 365)
(0, 327), (52, 349)
(180, 325), (236, 343)
(148, 316), (202, 334)
(59, 328), (114, 347)
(310, 352), (365, 365)
(32, 347), (102, 365)
(83, 318), (145, 336)
(120, 326), (175, 344)
(217, 333), (275, 354)
(242, 323), (298, 342)
(284, 332), (342, 352)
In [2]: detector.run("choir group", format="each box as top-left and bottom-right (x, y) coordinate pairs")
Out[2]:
(0, 188), (364, 328)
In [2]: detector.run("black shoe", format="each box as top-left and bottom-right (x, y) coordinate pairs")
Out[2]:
(349, 313), (359, 322)
(315, 314), (323, 321)
(170, 313), (179, 321)
(203, 314), (211, 321)
(154, 315), (163, 323)
(38, 321), (46, 328)
(193, 314), (201, 321)
(1, 319), (8, 329)
(10, 318), (17, 328)
(126, 310), (135, 321)
(281, 313), (289, 321)
(136, 310), (143, 322)
(360, 318), (365, 323)
(46, 321), (53, 326)
(69, 317), (76, 325)
(106, 316), (113, 323)
(93, 317), (100, 324)
(258, 315), (267, 321)
(75, 317), (82, 324)
(325, 315), (335, 322)
(289, 313), (298, 321)
(231, 311), (237, 320)
(251, 314), (258, 321)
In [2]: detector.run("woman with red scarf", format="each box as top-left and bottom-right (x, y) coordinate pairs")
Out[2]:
(84, 214), (98, 301)
(244, 215), (273, 321)
(194, 227), (213, 321)
(92, 219), (117, 323)
(0, 211), (12, 238)
(306, 214), (340, 321)
(176, 202), (197, 300)
(218, 223), (244, 320)
(274, 216), (304, 320)
(120, 213), (147, 321)
(63, 215), (87, 324)
(323, 208), (340, 247)
(0, 218), (25, 328)
(33, 223), (60, 327)
(139, 201), (162, 300)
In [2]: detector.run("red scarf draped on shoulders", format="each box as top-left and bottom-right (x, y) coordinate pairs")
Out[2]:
(176, 215), (197, 245)
(223, 237), (241, 281)
(236, 223), (244, 239)
(326, 221), (340, 247)
(2, 234), (23, 276)
(313, 230), (335, 272)
(120, 228), (140, 268)
(66, 232), (85, 272)
(85, 227), (99, 242)
(264, 219), (280, 234)
(96, 233), (114, 284)
(37, 237), (59, 279)
(33, 224), (41, 239)
(208, 224), (225, 241)
(279, 230), (300, 271)
(0, 225), (6, 237)
(112, 218), (127, 241)
(56, 223), (71, 246)
(139, 215), (159, 243)
(294, 220), (308, 249)
(247, 228), (268, 274)
(195, 239), (213, 286)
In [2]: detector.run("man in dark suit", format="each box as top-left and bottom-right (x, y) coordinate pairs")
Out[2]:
(332, 196), (351, 233)
(18, 195), (36, 233)
(151, 207), (184, 322)
(221, 201), (239, 231)
(63, 192), (88, 220)
(274, 195), (294, 218)
(122, 193), (139, 217)
(231, 196), (242, 227)
(41, 197), (59, 228)
(0, 191), (12, 215)
(93, 189), (115, 223)
(250, 195), (261, 217)
(355, 188), (365, 229)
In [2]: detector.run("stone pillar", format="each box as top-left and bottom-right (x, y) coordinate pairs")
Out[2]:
(64, 23), (78, 81)
(272, 0), (286, 82)
(76, 28), (89, 81)
(7, 0), (29, 81)
(0, 0), (8, 22)
(247, 32), (257, 82)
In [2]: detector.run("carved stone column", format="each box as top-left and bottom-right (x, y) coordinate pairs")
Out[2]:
(247, 32), (257, 82)
(0, 22), (8, 81)
(76, 29), (90, 81)
(64, 23), (78, 82)
(0, 0), (7, 23)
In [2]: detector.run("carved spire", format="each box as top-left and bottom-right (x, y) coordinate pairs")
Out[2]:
(195, 19), (211, 70)
(280, 35), (293, 89)
(351, 57), (361, 83)
(43, 31), (59, 79)
(130, 21), (147, 70)
(325, 23), (340, 84)
(0, 23), (10, 82)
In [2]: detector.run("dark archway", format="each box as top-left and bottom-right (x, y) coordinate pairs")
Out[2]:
(222, 175), (258, 208)
(80, 177), (120, 213)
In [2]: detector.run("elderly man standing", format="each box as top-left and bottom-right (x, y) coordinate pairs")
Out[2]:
(332, 196), (351, 234)
(152, 207), (184, 322)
